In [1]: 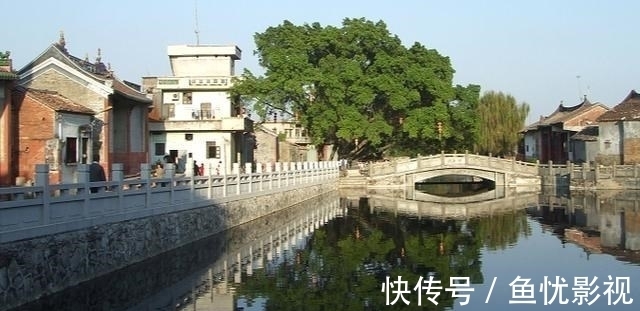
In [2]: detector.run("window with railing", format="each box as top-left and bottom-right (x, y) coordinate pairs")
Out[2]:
(162, 104), (175, 120)
(200, 102), (212, 119)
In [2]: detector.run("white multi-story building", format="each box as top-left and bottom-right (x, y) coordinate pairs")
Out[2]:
(144, 44), (254, 175)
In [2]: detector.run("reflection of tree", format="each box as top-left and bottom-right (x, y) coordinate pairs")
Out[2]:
(237, 203), (530, 310)
(469, 210), (531, 250)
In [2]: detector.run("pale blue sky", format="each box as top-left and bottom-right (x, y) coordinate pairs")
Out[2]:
(3, 0), (638, 124)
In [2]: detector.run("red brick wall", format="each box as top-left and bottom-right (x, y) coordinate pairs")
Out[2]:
(0, 83), (12, 186)
(12, 91), (58, 183)
(623, 138), (640, 164)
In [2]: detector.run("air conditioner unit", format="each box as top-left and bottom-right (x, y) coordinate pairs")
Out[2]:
(163, 92), (182, 103)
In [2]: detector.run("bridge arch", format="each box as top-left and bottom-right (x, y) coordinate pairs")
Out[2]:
(410, 167), (505, 186)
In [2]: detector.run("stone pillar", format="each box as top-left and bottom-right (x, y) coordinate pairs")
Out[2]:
(77, 164), (89, 190)
(165, 163), (175, 178)
(245, 162), (252, 174)
(275, 162), (282, 172)
(232, 163), (240, 174)
(140, 163), (151, 180)
(35, 164), (50, 225)
(112, 163), (124, 182)
(266, 163), (273, 173)
(256, 163), (263, 174)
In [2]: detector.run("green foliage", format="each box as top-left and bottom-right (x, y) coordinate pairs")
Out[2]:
(232, 18), (478, 160)
(476, 91), (529, 156)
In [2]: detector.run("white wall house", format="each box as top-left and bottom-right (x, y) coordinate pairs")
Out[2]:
(145, 44), (254, 176)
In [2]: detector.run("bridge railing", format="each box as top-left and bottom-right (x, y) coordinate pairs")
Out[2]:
(0, 161), (340, 243)
(368, 152), (539, 177)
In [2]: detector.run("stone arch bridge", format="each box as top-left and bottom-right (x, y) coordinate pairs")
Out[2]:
(365, 153), (541, 188)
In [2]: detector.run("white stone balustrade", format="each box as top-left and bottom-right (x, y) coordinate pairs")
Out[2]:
(0, 161), (339, 244)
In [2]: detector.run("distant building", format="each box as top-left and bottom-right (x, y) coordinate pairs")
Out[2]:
(569, 125), (599, 164)
(11, 88), (94, 184)
(0, 51), (17, 186)
(254, 122), (316, 164)
(521, 97), (609, 163)
(16, 33), (152, 177)
(143, 44), (254, 175)
(255, 116), (317, 163)
(596, 90), (640, 164)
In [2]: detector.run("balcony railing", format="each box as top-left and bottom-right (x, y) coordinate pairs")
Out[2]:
(150, 117), (253, 132)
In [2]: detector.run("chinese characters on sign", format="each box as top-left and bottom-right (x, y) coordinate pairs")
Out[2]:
(381, 275), (633, 306)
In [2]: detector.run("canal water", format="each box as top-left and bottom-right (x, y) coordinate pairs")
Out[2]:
(10, 188), (640, 311)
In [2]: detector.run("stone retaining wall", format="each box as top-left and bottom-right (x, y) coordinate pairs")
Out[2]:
(0, 182), (336, 310)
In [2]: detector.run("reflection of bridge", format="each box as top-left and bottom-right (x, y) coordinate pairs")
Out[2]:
(360, 153), (541, 188)
(366, 192), (540, 220)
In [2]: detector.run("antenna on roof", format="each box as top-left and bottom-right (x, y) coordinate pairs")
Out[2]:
(576, 75), (583, 101)
(194, 0), (200, 45)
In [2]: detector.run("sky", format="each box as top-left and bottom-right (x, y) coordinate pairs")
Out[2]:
(2, 0), (638, 124)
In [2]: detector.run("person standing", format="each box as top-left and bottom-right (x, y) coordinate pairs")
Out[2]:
(193, 160), (199, 176)
(89, 154), (106, 193)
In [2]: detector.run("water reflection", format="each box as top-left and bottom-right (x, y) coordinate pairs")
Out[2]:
(11, 189), (640, 310)
(530, 188), (640, 260)
(415, 175), (495, 198)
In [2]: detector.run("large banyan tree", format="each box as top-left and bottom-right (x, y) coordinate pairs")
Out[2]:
(231, 18), (481, 160)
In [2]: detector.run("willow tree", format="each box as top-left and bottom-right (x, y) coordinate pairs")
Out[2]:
(476, 91), (529, 156)
(231, 18), (476, 160)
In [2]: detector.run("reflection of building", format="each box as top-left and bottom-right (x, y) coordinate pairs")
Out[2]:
(17, 33), (152, 177)
(144, 44), (254, 175)
(12, 88), (95, 184)
(522, 97), (608, 163)
(0, 51), (17, 186)
(533, 191), (640, 258)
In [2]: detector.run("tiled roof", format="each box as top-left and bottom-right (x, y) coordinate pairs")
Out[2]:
(111, 79), (152, 103)
(523, 98), (606, 132)
(0, 70), (16, 80)
(24, 88), (95, 115)
(570, 125), (599, 141)
(51, 44), (151, 104)
(597, 90), (640, 122)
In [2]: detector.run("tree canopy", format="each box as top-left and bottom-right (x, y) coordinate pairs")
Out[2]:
(231, 18), (480, 160)
(475, 91), (530, 156)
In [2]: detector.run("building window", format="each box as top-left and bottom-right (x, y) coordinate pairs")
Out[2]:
(162, 104), (175, 120)
(206, 141), (221, 159)
(65, 137), (78, 164)
(201, 102), (212, 119)
(183, 92), (192, 104)
(155, 143), (166, 156)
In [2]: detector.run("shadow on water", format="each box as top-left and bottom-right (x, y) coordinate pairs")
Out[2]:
(415, 174), (495, 198)
(9, 193), (340, 311)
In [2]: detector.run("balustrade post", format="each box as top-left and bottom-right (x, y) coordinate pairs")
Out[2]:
(245, 163), (253, 193)
(78, 164), (89, 217)
(112, 163), (124, 209)
(140, 163), (152, 207)
(35, 164), (50, 225)
(165, 163), (176, 205)
(582, 162), (588, 180)
(594, 163), (600, 182)
(256, 163), (263, 191)
(236, 163), (241, 195)
(440, 150), (445, 166)
(206, 163), (212, 200)
(464, 150), (469, 165)
(112, 163), (124, 183)
(634, 164), (639, 179)
(612, 163), (617, 178)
